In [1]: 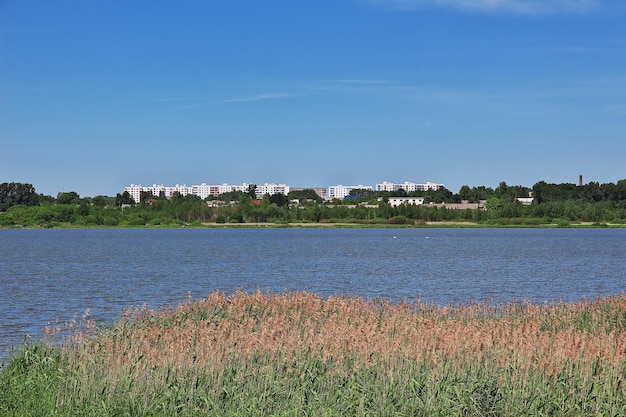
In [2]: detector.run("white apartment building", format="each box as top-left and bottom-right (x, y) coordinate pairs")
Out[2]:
(124, 180), (445, 203)
(189, 183), (250, 199)
(123, 184), (143, 203)
(124, 182), (290, 203)
(254, 183), (290, 198)
(376, 181), (397, 192)
(217, 183), (247, 195)
(169, 184), (193, 198)
(123, 184), (167, 202)
(124, 184), (194, 202)
(375, 181), (445, 192)
(327, 185), (373, 200)
(191, 183), (212, 199)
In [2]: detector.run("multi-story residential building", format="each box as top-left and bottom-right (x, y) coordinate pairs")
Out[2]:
(124, 182), (291, 203)
(124, 184), (195, 202)
(255, 183), (290, 198)
(376, 181), (398, 192)
(375, 181), (445, 192)
(123, 184), (143, 203)
(124, 180), (445, 203)
(416, 181), (445, 191)
(189, 183), (251, 199)
(191, 183), (212, 199)
(169, 184), (193, 198)
(216, 183), (246, 195)
(327, 185), (373, 200)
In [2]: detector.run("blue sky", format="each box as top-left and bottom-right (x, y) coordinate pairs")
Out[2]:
(1, 0), (625, 197)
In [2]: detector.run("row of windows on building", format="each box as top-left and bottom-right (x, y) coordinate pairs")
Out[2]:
(123, 181), (444, 203)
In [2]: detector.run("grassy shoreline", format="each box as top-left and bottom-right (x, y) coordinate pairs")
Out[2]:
(3, 220), (625, 229)
(1, 291), (625, 416)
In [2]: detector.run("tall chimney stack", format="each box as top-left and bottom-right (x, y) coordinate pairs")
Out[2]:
(579, 175), (583, 187)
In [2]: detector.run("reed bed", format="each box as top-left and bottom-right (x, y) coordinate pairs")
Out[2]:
(1, 291), (625, 416)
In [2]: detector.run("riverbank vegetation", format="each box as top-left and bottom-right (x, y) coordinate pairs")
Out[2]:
(2, 179), (626, 228)
(1, 291), (625, 416)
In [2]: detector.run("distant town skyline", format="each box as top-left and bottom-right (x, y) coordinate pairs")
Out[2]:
(2, 1), (625, 198)
(122, 180), (446, 202)
(5, 173), (619, 199)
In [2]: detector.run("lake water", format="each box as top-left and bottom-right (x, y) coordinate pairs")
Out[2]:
(1, 227), (625, 360)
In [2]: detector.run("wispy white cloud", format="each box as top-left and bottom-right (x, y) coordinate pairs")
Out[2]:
(366, 0), (601, 14)
(131, 96), (219, 103)
(137, 80), (392, 110)
(132, 92), (300, 110)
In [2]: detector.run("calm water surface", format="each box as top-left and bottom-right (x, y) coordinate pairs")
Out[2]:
(1, 227), (625, 359)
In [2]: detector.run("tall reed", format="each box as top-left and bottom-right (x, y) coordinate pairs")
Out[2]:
(1, 290), (625, 416)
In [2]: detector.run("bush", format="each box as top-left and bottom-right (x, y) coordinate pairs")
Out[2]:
(0, 213), (13, 226)
(83, 215), (100, 225)
(73, 218), (87, 226)
(386, 215), (412, 225)
(556, 219), (570, 228)
(103, 217), (119, 226)
(123, 217), (145, 226)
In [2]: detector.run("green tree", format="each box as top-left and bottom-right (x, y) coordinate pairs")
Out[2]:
(247, 184), (257, 198)
(140, 190), (155, 203)
(458, 185), (473, 202)
(473, 186), (495, 201)
(76, 202), (90, 216)
(532, 181), (579, 204)
(288, 189), (323, 204)
(56, 191), (81, 205)
(269, 193), (289, 207)
(349, 188), (377, 200)
(494, 181), (508, 198)
(38, 194), (56, 205)
(613, 179), (626, 202)
(91, 196), (109, 207)
(485, 197), (505, 211)
(220, 190), (247, 202)
(581, 182), (603, 203)
(0, 182), (40, 211)
(423, 187), (454, 204)
(56, 206), (76, 222)
(115, 191), (134, 206)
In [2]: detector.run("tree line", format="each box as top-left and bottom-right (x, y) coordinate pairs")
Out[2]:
(1, 179), (626, 227)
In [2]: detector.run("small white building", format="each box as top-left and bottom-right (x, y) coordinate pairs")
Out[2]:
(387, 196), (425, 207)
(516, 197), (534, 205)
